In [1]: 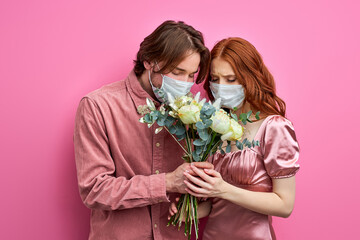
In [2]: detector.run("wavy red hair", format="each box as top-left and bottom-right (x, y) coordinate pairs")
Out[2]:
(204, 37), (286, 117)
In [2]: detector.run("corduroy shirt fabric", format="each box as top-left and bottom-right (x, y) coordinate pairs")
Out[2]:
(74, 70), (186, 240)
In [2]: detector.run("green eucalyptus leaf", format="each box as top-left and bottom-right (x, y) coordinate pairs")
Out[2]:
(144, 114), (152, 123)
(164, 116), (175, 128)
(169, 125), (176, 134)
(226, 143), (231, 153)
(201, 103), (216, 118)
(205, 108), (215, 116)
(203, 119), (213, 128)
(230, 113), (238, 121)
(150, 111), (159, 120)
(198, 129), (209, 141)
(195, 121), (206, 129)
(218, 141), (223, 150)
(200, 113), (207, 121)
(239, 113), (247, 119)
(176, 134), (186, 141)
(192, 152), (200, 162)
(235, 140), (242, 150)
(174, 122), (186, 135)
(195, 146), (202, 155)
(239, 113), (248, 125)
(157, 116), (166, 126)
(193, 139), (206, 146)
(246, 110), (253, 119)
(255, 111), (260, 120)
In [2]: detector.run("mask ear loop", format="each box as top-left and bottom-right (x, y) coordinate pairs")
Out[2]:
(155, 61), (165, 79)
(148, 64), (166, 102)
(148, 69), (156, 89)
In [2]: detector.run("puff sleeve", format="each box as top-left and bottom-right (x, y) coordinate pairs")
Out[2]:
(261, 115), (300, 178)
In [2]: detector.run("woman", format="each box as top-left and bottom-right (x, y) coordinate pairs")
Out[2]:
(169, 37), (300, 239)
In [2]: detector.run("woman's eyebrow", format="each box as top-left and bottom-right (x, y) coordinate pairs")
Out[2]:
(211, 73), (235, 77)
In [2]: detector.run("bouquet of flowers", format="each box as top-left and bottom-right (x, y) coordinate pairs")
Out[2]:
(139, 92), (259, 239)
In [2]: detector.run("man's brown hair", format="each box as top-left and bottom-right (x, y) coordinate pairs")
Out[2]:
(134, 20), (210, 84)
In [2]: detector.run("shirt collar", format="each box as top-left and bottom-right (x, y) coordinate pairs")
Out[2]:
(126, 70), (160, 114)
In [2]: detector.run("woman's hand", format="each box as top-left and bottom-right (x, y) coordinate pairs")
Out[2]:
(184, 164), (297, 218)
(183, 164), (228, 198)
(168, 198), (179, 220)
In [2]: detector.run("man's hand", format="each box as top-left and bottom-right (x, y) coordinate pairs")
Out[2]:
(165, 162), (214, 193)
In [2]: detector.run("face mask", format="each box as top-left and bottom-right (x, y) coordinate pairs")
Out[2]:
(148, 64), (194, 102)
(210, 82), (245, 109)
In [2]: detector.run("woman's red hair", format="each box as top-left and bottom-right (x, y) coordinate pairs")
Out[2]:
(204, 37), (286, 117)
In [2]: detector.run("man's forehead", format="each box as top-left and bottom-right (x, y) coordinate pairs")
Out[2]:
(175, 51), (201, 73)
(174, 66), (199, 73)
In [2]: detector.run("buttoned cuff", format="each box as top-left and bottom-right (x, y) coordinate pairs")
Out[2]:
(149, 173), (170, 203)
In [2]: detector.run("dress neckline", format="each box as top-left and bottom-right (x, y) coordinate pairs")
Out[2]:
(251, 115), (278, 141)
(212, 115), (280, 157)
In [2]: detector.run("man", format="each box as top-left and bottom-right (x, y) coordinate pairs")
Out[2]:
(74, 20), (212, 240)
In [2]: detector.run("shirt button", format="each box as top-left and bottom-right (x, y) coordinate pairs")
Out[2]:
(155, 170), (160, 174)
(154, 224), (157, 228)
(155, 142), (160, 147)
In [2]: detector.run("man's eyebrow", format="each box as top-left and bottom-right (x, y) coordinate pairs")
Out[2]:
(175, 67), (199, 74)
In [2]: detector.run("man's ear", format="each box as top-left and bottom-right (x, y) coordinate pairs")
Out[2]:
(144, 61), (152, 70)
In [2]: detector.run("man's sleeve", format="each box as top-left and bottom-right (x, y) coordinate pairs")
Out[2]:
(74, 97), (169, 211)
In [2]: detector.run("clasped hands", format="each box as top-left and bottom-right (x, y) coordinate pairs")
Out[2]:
(168, 162), (228, 218)
(183, 162), (227, 198)
(166, 161), (226, 197)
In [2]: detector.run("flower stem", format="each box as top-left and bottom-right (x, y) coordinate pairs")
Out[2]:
(185, 126), (193, 163)
(202, 131), (218, 161)
(164, 126), (190, 155)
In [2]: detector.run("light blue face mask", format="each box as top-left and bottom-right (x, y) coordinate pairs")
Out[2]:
(148, 64), (194, 102)
(210, 82), (245, 109)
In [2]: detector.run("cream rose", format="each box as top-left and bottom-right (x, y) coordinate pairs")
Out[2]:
(210, 109), (231, 134)
(177, 104), (201, 124)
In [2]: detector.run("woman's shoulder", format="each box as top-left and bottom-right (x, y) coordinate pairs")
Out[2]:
(259, 115), (300, 178)
(264, 115), (293, 125)
(262, 115), (295, 132)
(259, 115), (297, 143)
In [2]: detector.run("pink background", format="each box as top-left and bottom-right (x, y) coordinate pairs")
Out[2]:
(1, 0), (359, 239)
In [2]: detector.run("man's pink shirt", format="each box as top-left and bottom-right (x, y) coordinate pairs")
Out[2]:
(74, 71), (186, 240)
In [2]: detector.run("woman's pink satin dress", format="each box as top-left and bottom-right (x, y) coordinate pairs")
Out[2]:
(203, 115), (300, 240)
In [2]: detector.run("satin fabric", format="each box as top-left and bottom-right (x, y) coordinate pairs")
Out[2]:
(203, 115), (300, 240)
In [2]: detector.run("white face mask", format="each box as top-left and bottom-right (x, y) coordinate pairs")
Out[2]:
(148, 64), (194, 102)
(210, 82), (245, 109)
